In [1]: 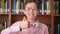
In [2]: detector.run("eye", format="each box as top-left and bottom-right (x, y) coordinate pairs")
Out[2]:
(32, 8), (37, 10)
(26, 8), (30, 11)
(25, 8), (30, 11)
(25, 7), (37, 11)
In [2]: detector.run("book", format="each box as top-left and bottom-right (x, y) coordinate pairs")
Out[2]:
(59, 1), (60, 14)
(1, 0), (5, 14)
(39, 3), (42, 14)
(36, 0), (40, 14)
(0, 0), (2, 14)
(0, 0), (9, 14)
(2, 22), (7, 29)
(0, 22), (7, 32)
(0, 24), (4, 32)
(19, 1), (24, 14)
(16, 0), (20, 14)
(46, 0), (51, 14)
(44, 1), (47, 14)
(12, 0), (16, 13)
(0, 0), (2, 7)
(42, 0), (45, 14)
(54, 1), (59, 14)
(20, 1), (23, 9)
(54, 24), (60, 34)
(5, 0), (9, 13)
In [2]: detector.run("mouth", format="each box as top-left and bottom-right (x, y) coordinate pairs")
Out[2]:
(29, 14), (34, 17)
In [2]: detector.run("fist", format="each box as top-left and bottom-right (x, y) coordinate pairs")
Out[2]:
(20, 17), (28, 29)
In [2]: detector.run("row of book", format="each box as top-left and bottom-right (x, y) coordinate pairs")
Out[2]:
(0, 22), (7, 32)
(0, 0), (24, 14)
(0, 0), (60, 15)
(0, 0), (9, 14)
(54, 1), (59, 14)
(38, 0), (60, 15)
(37, 0), (51, 14)
(54, 24), (60, 34)
(11, 0), (52, 14)
(11, 0), (24, 14)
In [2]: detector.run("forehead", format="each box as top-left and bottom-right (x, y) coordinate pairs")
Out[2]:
(25, 2), (37, 8)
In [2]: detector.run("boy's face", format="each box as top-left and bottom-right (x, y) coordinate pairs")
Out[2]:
(24, 2), (38, 20)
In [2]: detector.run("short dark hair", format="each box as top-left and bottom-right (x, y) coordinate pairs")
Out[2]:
(23, 0), (38, 9)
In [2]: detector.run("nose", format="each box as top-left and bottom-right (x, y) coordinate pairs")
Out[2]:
(30, 9), (34, 13)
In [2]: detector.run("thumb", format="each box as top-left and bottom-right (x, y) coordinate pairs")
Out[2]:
(23, 16), (27, 21)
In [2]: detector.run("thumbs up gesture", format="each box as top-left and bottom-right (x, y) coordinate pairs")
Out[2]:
(20, 17), (29, 29)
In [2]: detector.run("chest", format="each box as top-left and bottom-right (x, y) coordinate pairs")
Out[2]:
(10, 26), (45, 34)
(17, 27), (44, 34)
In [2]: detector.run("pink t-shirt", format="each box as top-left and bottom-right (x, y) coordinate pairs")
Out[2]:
(1, 21), (49, 34)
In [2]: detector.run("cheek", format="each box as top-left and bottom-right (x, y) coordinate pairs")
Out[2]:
(25, 11), (29, 15)
(24, 11), (27, 14)
(34, 11), (38, 15)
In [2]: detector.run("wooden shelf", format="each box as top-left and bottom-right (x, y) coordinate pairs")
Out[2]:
(54, 14), (60, 16)
(0, 13), (8, 16)
(38, 14), (51, 16)
(11, 14), (51, 16)
(11, 14), (24, 16)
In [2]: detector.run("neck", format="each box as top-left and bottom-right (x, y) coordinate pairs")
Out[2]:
(27, 18), (36, 23)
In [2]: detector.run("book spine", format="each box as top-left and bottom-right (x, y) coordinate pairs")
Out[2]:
(54, 24), (60, 34)
(42, 0), (45, 14)
(20, 1), (24, 13)
(5, 0), (8, 13)
(37, 0), (40, 14)
(54, 1), (56, 14)
(58, 24), (59, 34)
(40, 3), (42, 14)
(0, 24), (3, 32)
(44, 1), (46, 14)
(46, 0), (51, 14)
(4, 22), (7, 29)
(54, 1), (59, 14)
(1, 0), (5, 14)
(0, 0), (2, 14)
(59, 1), (60, 14)
(12, 0), (16, 13)
(56, 1), (59, 14)
(16, 0), (20, 14)
(21, 2), (23, 9)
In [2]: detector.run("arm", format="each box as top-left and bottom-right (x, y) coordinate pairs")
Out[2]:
(1, 27), (11, 34)
(1, 22), (20, 34)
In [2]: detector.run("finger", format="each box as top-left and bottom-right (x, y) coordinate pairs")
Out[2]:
(23, 16), (27, 21)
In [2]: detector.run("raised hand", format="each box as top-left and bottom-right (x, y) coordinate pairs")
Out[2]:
(20, 17), (29, 29)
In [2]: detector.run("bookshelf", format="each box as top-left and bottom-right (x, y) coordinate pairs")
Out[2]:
(0, 0), (60, 34)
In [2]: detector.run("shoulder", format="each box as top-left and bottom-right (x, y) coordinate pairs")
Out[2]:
(39, 23), (49, 34)
(39, 23), (48, 29)
(40, 23), (47, 27)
